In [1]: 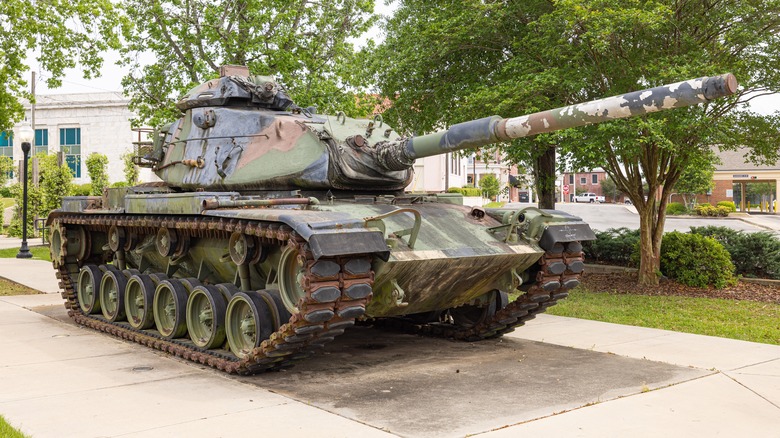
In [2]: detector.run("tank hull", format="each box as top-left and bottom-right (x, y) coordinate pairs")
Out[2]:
(48, 191), (591, 374)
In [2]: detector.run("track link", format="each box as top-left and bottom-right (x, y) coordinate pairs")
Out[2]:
(52, 214), (374, 375)
(370, 241), (584, 341)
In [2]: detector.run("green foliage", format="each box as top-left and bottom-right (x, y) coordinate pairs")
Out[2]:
(694, 203), (730, 217)
(548, 290), (780, 345)
(600, 177), (620, 202)
(690, 226), (780, 279)
(665, 202), (688, 215)
(0, 245), (50, 261)
(71, 184), (92, 196)
(118, 0), (377, 127)
(121, 150), (139, 185)
(479, 174), (500, 200)
(85, 153), (109, 196)
(0, 0), (119, 132)
(0, 186), (12, 198)
(674, 151), (716, 209)
(582, 227), (641, 267)
(716, 201), (737, 212)
(0, 413), (30, 438)
(660, 232), (736, 288)
(111, 181), (130, 188)
(0, 156), (13, 187)
(447, 187), (482, 197)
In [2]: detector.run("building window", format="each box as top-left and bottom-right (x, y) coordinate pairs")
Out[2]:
(35, 129), (48, 155)
(580, 177), (586, 185)
(60, 127), (81, 178)
(592, 174), (598, 184)
(0, 132), (12, 179)
(569, 174), (574, 184)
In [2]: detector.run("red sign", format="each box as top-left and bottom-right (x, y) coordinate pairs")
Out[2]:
(563, 185), (569, 194)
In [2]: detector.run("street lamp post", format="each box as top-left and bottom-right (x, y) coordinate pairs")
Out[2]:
(16, 122), (34, 259)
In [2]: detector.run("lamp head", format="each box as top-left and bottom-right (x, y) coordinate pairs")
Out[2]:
(17, 122), (33, 154)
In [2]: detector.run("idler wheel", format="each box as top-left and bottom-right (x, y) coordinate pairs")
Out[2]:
(124, 274), (156, 329)
(99, 266), (128, 322)
(225, 291), (278, 358)
(153, 279), (189, 339)
(278, 245), (307, 314)
(77, 265), (103, 314)
(449, 290), (508, 328)
(186, 285), (228, 349)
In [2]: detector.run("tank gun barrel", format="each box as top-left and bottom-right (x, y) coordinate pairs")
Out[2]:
(377, 74), (737, 170)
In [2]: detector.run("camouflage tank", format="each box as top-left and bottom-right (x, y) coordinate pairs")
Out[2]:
(48, 65), (737, 374)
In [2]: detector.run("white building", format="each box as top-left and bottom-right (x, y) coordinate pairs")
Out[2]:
(9, 92), (156, 185)
(406, 151), (533, 204)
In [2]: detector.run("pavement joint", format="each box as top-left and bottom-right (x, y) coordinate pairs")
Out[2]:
(721, 372), (780, 411)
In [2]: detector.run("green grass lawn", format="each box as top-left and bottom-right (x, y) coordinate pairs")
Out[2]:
(548, 288), (780, 345)
(1, 197), (14, 209)
(0, 415), (29, 438)
(0, 245), (51, 262)
(0, 277), (41, 296)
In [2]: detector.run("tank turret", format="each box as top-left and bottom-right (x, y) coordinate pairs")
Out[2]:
(140, 69), (736, 193)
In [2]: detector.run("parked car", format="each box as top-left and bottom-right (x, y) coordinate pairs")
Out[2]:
(574, 192), (605, 203)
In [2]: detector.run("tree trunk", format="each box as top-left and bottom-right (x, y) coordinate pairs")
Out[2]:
(536, 147), (556, 209)
(636, 199), (666, 285)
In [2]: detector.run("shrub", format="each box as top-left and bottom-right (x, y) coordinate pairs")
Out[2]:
(70, 183), (92, 196)
(85, 153), (109, 196)
(446, 187), (482, 196)
(111, 181), (130, 188)
(0, 186), (12, 198)
(694, 203), (730, 217)
(660, 231), (736, 288)
(691, 226), (780, 279)
(728, 232), (780, 279)
(665, 202), (687, 215)
(717, 201), (737, 212)
(582, 227), (641, 267)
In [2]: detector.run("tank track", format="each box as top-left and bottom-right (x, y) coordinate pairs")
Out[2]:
(52, 214), (374, 375)
(369, 241), (584, 341)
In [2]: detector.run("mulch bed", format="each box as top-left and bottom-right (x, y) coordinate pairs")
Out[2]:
(580, 272), (780, 304)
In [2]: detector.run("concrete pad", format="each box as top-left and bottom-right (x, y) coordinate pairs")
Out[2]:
(511, 314), (780, 371)
(248, 326), (708, 438)
(482, 373), (780, 437)
(0, 258), (60, 293)
(725, 358), (780, 407)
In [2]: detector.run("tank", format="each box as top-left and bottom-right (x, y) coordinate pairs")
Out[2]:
(47, 65), (737, 374)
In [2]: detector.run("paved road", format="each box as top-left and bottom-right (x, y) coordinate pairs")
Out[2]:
(508, 202), (779, 234)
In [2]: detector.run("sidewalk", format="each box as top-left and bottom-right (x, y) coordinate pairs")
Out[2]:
(0, 261), (778, 437)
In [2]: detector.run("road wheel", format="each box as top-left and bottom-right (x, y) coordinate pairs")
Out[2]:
(154, 279), (189, 339)
(186, 285), (227, 349)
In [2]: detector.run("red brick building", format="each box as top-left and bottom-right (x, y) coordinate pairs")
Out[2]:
(561, 168), (609, 202)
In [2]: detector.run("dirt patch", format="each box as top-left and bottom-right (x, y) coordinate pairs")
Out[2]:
(581, 272), (780, 304)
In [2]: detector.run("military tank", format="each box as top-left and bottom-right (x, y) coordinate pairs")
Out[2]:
(48, 65), (737, 374)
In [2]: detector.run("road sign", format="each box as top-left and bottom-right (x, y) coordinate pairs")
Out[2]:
(563, 184), (569, 194)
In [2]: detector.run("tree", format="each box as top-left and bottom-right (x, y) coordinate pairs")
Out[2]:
(118, 0), (378, 127)
(479, 174), (500, 200)
(370, 0), (780, 285)
(0, 0), (118, 132)
(0, 156), (13, 187)
(86, 153), (109, 196)
(122, 150), (139, 185)
(674, 152), (716, 209)
(600, 177), (621, 203)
